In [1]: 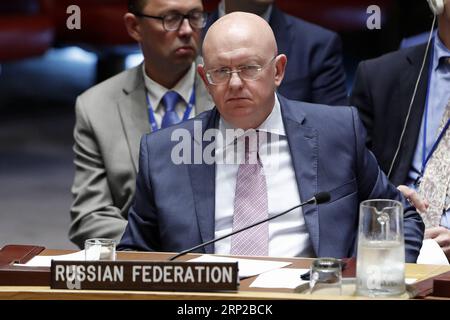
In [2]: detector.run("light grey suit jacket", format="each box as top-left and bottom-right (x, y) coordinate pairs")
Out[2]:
(69, 63), (213, 248)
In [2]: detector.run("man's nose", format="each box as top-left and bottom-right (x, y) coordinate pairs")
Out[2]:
(178, 18), (194, 36)
(228, 71), (244, 88)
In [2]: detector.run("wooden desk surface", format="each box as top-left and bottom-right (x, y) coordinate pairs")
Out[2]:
(0, 250), (449, 300)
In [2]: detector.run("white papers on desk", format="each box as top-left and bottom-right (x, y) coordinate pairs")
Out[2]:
(250, 268), (309, 289)
(14, 250), (86, 267)
(188, 255), (291, 279)
(417, 239), (449, 265)
(406, 278), (417, 284)
(249, 272), (418, 289)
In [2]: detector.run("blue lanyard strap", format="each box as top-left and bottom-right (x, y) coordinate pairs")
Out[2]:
(422, 118), (450, 173)
(146, 85), (196, 132)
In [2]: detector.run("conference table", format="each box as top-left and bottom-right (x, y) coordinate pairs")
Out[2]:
(0, 249), (449, 300)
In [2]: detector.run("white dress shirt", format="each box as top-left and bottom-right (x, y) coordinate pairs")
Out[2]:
(214, 95), (315, 257)
(142, 62), (196, 128)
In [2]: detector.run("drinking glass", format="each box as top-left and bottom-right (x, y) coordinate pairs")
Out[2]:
(309, 257), (342, 295)
(85, 238), (116, 261)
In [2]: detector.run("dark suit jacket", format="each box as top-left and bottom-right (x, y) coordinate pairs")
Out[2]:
(202, 6), (348, 106)
(350, 44), (430, 186)
(118, 95), (424, 262)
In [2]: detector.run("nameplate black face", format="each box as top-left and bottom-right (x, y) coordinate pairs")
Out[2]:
(50, 261), (238, 292)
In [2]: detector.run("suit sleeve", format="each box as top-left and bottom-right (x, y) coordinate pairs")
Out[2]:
(350, 107), (424, 263)
(311, 32), (348, 106)
(117, 135), (160, 251)
(69, 97), (127, 248)
(349, 61), (375, 148)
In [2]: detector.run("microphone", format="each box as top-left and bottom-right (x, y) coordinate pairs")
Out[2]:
(168, 191), (330, 261)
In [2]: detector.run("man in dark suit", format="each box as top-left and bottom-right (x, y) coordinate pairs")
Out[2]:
(202, 0), (348, 105)
(350, 0), (450, 260)
(350, 44), (430, 187)
(119, 12), (424, 262)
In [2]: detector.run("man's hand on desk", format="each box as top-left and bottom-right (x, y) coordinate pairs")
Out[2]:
(425, 227), (450, 261)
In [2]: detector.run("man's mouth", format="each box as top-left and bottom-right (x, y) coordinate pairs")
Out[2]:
(227, 97), (250, 102)
(175, 46), (195, 54)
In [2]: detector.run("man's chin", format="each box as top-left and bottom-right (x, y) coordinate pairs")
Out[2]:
(223, 107), (255, 123)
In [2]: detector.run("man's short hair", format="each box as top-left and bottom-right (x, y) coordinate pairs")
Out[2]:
(128, 0), (148, 14)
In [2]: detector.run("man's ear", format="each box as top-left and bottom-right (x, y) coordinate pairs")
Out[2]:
(274, 54), (287, 87)
(123, 13), (142, 42)
(197, 64), (211, 93)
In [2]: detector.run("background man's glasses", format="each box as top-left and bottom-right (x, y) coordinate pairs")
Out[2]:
(134, 11), (208, 31)
(206, 56), (277, 85)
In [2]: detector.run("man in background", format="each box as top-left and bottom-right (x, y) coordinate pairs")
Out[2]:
(351, 0), (450, 260)
(203, 0), (348, 105)
(69, 0), (213, 248)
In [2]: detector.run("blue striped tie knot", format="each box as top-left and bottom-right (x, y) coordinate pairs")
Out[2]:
(161, 90), (181, 128)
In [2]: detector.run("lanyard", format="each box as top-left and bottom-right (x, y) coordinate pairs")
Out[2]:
(146, 86), (196, 132)
(419, 40), (450, 176)
(421, 117), (450, 173)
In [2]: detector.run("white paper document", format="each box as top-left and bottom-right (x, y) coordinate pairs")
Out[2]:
(250, 271), (417, 289)
(250, 268), (309, 289)
(188, 255), (291, 279)
(417, 239), (449, 265)
(405, 278), (417, 285)
(15, 250), (87, 267)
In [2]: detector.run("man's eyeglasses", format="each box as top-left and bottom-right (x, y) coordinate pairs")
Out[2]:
(205, 56), (277, 85)
(134, 11), (208, 31)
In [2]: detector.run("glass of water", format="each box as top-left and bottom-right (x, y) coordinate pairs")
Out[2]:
(356, 199), (405, 297)
(309, 257), (342, 295)
(85, 238), (116, 261)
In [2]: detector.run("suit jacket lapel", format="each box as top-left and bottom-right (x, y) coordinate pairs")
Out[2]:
(279, 96), (320, 255)
(392, 45), (430, 185)
(117, 65), (150, 172)
(187, 109), (220, 253)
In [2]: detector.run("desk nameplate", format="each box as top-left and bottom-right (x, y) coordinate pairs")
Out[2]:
(50, 260), (239, 292)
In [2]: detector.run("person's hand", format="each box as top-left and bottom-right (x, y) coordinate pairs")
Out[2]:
(397, 185), (429, 213)
(425, 227), (450, 261)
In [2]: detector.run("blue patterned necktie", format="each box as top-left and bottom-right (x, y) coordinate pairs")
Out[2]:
(161, 91), (181, 129)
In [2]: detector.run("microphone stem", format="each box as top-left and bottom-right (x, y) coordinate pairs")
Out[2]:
(169, 197), (315, 261)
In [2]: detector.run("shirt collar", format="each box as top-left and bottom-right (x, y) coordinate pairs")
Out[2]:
(217, 94), (285, 150)
(142, 62), (196, 110)
(218, 0), (273, 22)
(433, 30), (450, 70)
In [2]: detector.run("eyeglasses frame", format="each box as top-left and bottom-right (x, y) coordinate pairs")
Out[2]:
(134, 11), (208, 31)
(205, 56), (278, 85)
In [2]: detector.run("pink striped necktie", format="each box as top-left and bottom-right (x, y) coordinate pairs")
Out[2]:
(230, 134), (269, 256)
